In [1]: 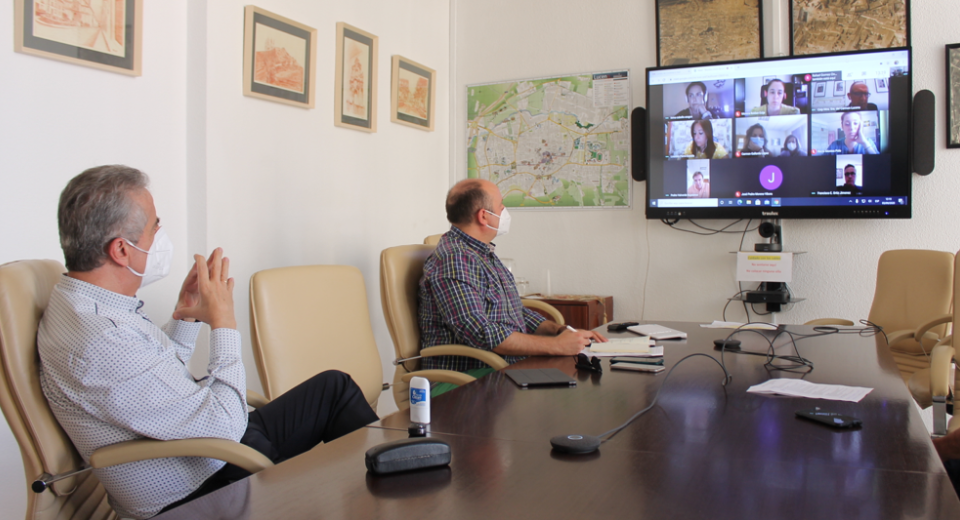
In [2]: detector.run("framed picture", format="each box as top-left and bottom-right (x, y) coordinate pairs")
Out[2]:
(948, 44), (960, 149)
(14, 0), (142, 76)
(875, 78), (889, 93)
(790, 0), (909, 56)
(242, 6), (316, 109)
(335, 22), (377, 132)
(390, 56), (435, 131)
(656, 0), (762, 66)
(814, 82), (826, 98)
(833, 81), (846, 97)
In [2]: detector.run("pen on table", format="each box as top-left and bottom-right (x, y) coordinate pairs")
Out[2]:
(567, 325), (595, 344)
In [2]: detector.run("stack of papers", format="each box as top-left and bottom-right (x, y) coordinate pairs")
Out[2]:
(746, 379), (873, 403)
(586, 338), (663, 358)
(701, 321), (779, 330)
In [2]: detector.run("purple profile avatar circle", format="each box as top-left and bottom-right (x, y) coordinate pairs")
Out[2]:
(759, 165), (783, 191)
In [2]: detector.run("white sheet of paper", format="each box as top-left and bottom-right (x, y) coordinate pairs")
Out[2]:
(588, 337), (651, 353)
(746, 379), (872, 403)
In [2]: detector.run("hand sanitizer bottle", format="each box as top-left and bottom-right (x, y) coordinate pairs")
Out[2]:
(409, 376), (431, 425)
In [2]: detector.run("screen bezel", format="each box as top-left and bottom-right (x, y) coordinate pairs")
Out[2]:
(644, 47), (913, 220)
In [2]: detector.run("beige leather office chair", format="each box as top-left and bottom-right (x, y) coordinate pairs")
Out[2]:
(249, 265), (383, 409)
(0, 260), (272, 520)
(867, 250), (954, 385)
(381, 245), (506, 409)
(423, 234), (443, 246)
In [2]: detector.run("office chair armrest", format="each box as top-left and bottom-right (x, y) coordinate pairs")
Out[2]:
(400, 369), (476, 387)
(884, 329), (919, 348)
(246, 389), (270, 409)
(420, 345), (509, 370)
(914, 313), (953, 343)
(90, 438), (274, 474)
(804, 318), (855, 326)
(930, 345), (956, 399)
(521, 299), (565, 325)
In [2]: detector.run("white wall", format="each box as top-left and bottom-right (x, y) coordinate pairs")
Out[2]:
(454, 0), (960, 328)
(0, 1), (449, 517)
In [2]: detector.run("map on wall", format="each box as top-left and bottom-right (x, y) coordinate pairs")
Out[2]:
(467, 71), (632, 209)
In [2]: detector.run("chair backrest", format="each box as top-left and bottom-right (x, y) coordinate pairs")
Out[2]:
(249, 265), (383, 408)
(380, 245), (436, 364)
(0, 260), (116, 520)
(423, 234), (443, 246)
(869, 249), (954, 338)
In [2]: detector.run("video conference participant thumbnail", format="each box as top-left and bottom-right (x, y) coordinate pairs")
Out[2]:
(734, 115), (808, 158)
(811, 111), (881, 155)
(665, 119), (733, 160)
(811, 79), (888, 113)
(687, 160), (710, 198)
(663, 80), (736, 120)
(836, 155), (863, 194)
(743, 77), (807, 116)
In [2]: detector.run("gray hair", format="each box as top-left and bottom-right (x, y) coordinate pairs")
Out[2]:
(58, 165), (149, 272)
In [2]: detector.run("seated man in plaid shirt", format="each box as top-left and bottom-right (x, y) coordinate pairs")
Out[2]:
(417, 179), (606, 389)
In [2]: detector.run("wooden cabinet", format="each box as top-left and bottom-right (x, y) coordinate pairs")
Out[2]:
(525, 295), (613, 331)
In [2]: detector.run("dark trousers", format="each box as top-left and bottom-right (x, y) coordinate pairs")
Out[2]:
(160, 370), (378, 513)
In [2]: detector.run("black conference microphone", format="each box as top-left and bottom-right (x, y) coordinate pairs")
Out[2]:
(549, 353), (731, 455)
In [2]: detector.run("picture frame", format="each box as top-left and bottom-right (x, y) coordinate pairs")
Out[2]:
(334, 22), (377, 132)
(14, 0), (142, 76)
(242, 6), (316, 109)
(789, 0), (909, 56)
(875, 78), (889, 93)
(833, 81), (846, 97)
(655, 0), (762, 67)
(814, 82), (826, 98)
(390, 55), (435, 131)
(948, 44), (960, 149)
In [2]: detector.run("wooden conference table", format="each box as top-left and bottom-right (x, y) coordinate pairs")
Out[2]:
(156, 322), (960, 519)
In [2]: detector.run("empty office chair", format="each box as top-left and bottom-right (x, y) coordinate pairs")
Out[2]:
(249, 265), (383, 409)
(521, 298), (565, 325)
(0, 260), (272, 520)
(867, 250), (954, 384)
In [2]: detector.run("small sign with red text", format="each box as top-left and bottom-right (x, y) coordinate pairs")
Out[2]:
(736, 252), (792, 282)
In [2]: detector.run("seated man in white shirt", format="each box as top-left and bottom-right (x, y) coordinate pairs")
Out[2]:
(38, 165), (378, 519)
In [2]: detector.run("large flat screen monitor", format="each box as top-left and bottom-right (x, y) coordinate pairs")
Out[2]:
(645, 48), (912, 219)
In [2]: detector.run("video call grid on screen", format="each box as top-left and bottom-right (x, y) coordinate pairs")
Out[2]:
(645, 48), (911, 218)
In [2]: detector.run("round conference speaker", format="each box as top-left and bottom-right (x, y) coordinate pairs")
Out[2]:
(550, 434), (601, 454)
(630, 107), (647, 182)
(912, 89), (935, 176)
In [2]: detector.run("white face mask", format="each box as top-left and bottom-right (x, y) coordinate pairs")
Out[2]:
(484, 208), (511, 237)
(124, 227), (173, 288)
(786, 142), (797, 151)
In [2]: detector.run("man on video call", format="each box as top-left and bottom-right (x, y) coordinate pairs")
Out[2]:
(750, 79), (800, 116)
(847, 82), (879, 111)
(675, 81), (714, 120)
(417, 179), (606, 387)
(840, 164), (862, 193)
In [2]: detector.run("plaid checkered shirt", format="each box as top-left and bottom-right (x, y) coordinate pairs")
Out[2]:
(417, 226), (545, 371)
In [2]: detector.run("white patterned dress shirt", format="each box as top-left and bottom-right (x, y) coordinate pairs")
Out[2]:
(38, 275), (247, 519)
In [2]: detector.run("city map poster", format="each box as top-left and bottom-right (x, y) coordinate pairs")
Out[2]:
(243, 6), (316, 109)
(15, 0), (142, 76)
(790, 0), (909, 56)
(467, 71), (632, 209)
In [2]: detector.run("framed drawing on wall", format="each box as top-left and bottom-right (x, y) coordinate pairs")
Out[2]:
(390, 56), (435, 131)
(948, 44), (960, 149)
(243, 6), (316, 109)
(335, 22), (377, 132)
(656, 0), (762, 66)
(790, 0), (909, 55)
(14, 0), (142, 76)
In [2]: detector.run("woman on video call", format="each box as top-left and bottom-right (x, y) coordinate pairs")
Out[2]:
(740, 123), (770, 156)
(827, 111), (879, 155)
(779, 134), (806, 157)
(683, 120), (728, 159)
